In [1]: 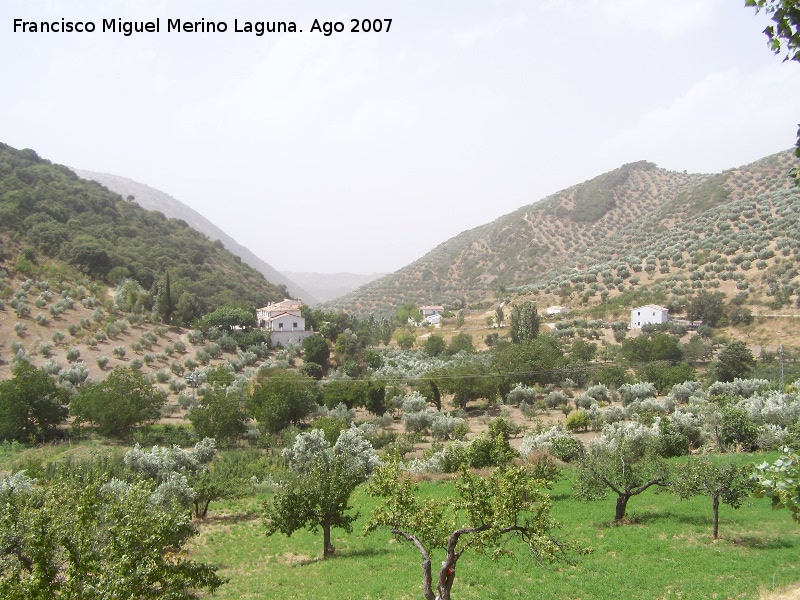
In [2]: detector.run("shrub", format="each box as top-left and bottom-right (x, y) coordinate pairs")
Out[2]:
(112, 345), (126, 358)
(545, 391), (568, 408)
(619, 382), (657, 406)
(66, 347), (80, 361)
(38, 342), (53, 357)
(13, 322), (27, 337)
(565, 409), (590, 432)
(96, 356), (110, 370)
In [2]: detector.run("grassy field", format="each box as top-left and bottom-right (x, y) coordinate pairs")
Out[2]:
(190, 452), (800, 600)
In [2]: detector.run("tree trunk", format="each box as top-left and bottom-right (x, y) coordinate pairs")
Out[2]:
(614, 494), (630, 522)
(712, 494), (720, 540)
(437, 561), (456, 600)
(322, 520), (335, 559)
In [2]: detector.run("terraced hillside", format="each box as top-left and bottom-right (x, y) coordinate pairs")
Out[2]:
(328, 150), (800, 315)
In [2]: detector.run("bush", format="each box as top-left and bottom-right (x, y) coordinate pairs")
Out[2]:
(565, 409), (590, 432)
(112, 345), (126, 358)
(96, 356), (109, 370)
(545, 391), (568, 408)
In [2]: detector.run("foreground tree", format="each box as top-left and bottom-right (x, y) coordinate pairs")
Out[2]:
(754, 448), (800, 522)
(574, 439), (670, 522)
(672, 457), (753, 539)
(366, 462), (576, 600)
(0, 362), (67, 443)
(264, 427), (380, 558)
(0, 468), (224, 598)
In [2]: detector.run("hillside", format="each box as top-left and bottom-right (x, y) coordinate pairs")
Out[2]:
(72, 168), (318, 305)
(328, 150), (800, 315)
(0, 142), (287, 319)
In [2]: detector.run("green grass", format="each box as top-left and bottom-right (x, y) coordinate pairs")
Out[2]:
(192, 453), (800, 600)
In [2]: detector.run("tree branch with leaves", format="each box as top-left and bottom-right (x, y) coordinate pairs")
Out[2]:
(365, 462), (579, 600)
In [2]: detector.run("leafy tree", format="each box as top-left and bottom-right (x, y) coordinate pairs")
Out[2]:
(754, 448), (800, 522)
(365, 462), (575, 600)
(636, 361), (695, 394)
(672, 457), (753, 539)
(264, 427), (379, 558)
(565, 409), (590, 433)
(0, 362), (67, 443)
(71, 368), (164, 437)
(0, 468), (224, 598)
(495, 305), (505, 327)
(510, 301), (541, 343)
(187, 387), (249, 447)
(302, 334), (330, 366)
(397, 332), (416, 350)
(436, 361), (495, 410)
(174, 291), (202, 325)
(488, 337), (566, 397)
(156, 271), (174, 324)
(198, 307), (257, 332)
(444, 332), (474, 356)
(247, 369), (317, 433)
(621, 332), (682, 364)
(746, 0), (800, 174)
(321, 379), (367, 410)
(574, 440), (670, 522)
(687, 291), (726, 327)
(424, 334), (446, 357)
(711, 341), (756, 382)
(682, 335), (713, 365)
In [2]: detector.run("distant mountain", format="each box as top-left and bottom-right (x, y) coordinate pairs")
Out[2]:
(72, 169), (317, 305)
(0, 142), (287, 317)
(327, 150), (800, 315)
(282, 271), (386, 303)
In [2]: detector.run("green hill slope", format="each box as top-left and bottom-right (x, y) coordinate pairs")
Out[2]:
(0, 143), (287, 318)
(71, 169), (318, 305)
(327, 150), (800, 315)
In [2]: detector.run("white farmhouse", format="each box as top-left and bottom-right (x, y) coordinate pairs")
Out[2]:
(546, 306), (571, 316)
(420, 305), (444, 317)
(256, 298), (313, 347)
(631, 304), (669, 329)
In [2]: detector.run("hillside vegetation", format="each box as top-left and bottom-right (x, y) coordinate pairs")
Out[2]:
(329, 151), (800, 315)
(72, 168), (317, 304)
(0, 143), (287, 317)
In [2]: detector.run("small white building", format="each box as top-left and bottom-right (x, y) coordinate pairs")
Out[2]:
(257, 298), (313, 346)
(426, 314), (442, 325)
(631, 304), (669, 329)
(546, 306), (571, 316)
(420, 305), (444, 317)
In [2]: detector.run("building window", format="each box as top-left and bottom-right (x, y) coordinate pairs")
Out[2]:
(293, 322), (298, 329)
(279, 323), (284, 330)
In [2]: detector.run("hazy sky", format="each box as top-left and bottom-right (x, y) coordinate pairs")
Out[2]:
(3, 1), (799, 274)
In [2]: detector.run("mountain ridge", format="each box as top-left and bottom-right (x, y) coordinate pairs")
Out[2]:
(325, 149), (800, 315)
(71, 169), (318, 305)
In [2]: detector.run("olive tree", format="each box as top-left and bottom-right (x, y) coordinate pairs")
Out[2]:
(574, 428), (670, 522)
(0, 469), (224, 598)
(365, 462), (576, 600)
(264, 427), (380, 558)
